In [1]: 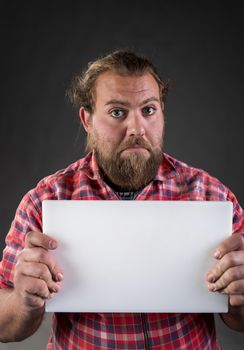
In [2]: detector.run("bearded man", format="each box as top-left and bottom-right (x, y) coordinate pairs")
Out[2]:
(0, 50), (243, 349)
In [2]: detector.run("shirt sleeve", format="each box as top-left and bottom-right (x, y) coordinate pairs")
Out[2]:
(0, 191), (43, 289)
(227, 190), (244, 235)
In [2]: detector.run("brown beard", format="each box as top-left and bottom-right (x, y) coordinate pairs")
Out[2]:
(86, 132), (163, 191)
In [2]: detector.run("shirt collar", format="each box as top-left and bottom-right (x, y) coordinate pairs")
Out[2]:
(154, 153), (180, 181)
(80, 151), (179, 182)
(80, 151), (102, 180)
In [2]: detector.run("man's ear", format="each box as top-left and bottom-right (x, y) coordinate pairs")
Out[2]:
(79, 107), (91, 133)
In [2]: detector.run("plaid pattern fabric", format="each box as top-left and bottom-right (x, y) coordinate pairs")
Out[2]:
(0, 152), (243, 349)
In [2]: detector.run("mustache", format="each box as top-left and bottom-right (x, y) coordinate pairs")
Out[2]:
(118, 136), (152, 153)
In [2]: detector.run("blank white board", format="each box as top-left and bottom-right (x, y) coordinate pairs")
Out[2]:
(42, 200), (232, 313)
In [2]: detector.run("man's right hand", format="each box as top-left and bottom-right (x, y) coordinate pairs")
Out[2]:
(13, 231), (63, 310)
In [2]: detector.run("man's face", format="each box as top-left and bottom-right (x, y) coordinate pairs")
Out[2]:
(80, 71), (164, 191)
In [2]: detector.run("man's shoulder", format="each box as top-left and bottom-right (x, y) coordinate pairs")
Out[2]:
(27, 153), (94, 202)
(41, 154), (91, 184)
(164, 153), (221, 181)
(163, 153), (230, 199)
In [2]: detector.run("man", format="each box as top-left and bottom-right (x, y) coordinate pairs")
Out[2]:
(0, 50), (243, 349)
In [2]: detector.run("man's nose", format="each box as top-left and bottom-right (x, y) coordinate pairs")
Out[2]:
(126, 113), (145, 137)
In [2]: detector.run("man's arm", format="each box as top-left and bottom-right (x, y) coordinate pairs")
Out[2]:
(0, 232), (63, 342)
(206, 234), (244, 331)
(221, 305), (244, 332)
(0, 288), (44, 342)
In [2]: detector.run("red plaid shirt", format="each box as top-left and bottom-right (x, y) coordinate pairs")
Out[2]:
(0, 152), (243, 349)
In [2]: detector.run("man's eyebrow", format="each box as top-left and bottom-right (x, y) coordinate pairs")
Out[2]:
(141, 97), (160, 105)
(104, 97), (160, 107)
(105, 99), (131, 107)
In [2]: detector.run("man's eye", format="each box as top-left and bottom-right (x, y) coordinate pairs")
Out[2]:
(142, 106), (156, 116)
(111, 109), (125, 118)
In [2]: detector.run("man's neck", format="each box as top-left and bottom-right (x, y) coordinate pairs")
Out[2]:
(101, 173), (141, 199)
(115, 191), (139, 200)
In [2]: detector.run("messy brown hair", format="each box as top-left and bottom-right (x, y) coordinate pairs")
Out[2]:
(67, 50), (169, 114)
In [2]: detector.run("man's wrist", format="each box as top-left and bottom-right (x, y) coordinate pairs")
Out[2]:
(220, 305), (244, 332)
(5, 288), (45, 341)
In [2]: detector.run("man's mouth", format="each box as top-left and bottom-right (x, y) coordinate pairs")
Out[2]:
(122, 145), (150, 153)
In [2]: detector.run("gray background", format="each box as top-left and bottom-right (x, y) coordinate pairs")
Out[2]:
(0, 1), (243, 349)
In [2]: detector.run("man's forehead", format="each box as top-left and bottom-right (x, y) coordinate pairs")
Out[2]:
(95, 71), (160, 100)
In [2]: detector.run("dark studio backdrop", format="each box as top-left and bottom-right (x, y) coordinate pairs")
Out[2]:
(0, 1), (243, 349)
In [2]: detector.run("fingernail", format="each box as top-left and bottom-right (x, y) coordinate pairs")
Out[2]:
(214, 250), (221, 259)
(49, 240), (57, 249)
(207, 274), (216, 283)
(208, 284), (217, 292)
(53, 284), (61, 293)
(56, 273), (63, 281)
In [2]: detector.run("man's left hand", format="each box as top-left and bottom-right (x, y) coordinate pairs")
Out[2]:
(206, 233), (244, 306)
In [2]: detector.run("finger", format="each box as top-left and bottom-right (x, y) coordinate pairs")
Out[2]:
(213, 234), (244, 260)
(25, 231), (58, 250)
(206, 250), (244, 282)
(26, 278), (50, 299)
(16, 261), (61, 293)
(17, 247), (63, 282)
(229, 294), (244, 307)
(208, 278), (244, 294)
(16, 275), (51, 308)
(221, 279), (244, 295)
(207, 265), (244, 291)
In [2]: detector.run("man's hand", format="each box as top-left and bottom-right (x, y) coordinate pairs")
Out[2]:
(206, 233), (244, 306)
(13, 231), (63, 310)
